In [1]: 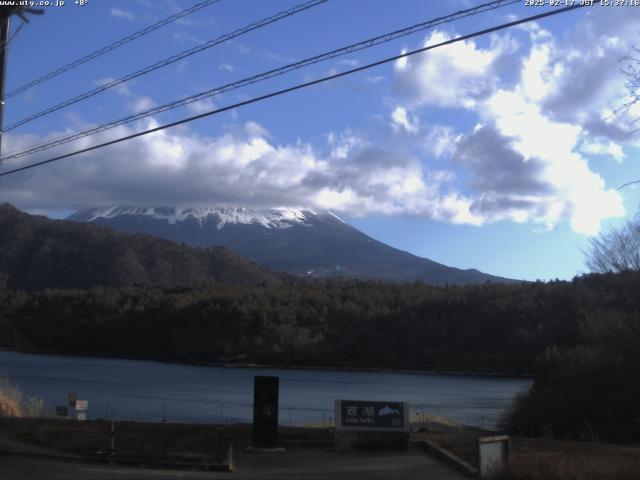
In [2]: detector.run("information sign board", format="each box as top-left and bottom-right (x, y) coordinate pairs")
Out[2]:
(334, 399), (410, 451)
(338, 400), (407, 429)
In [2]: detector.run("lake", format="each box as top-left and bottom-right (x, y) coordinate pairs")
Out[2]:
(0, 351), (530, 429)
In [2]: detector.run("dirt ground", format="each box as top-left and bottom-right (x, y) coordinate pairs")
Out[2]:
(2, 417), (640, 477)
(0, 417), (332, 465)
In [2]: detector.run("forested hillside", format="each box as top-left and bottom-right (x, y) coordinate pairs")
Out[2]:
(1, 272), (638, 376)
(0, 204), (281, 290)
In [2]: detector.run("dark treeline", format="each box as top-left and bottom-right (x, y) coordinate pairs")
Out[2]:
(1, 272), (639, 441)
(0, 272), (637, 374)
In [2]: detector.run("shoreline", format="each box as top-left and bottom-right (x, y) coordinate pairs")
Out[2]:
(0, 347), (533, 379)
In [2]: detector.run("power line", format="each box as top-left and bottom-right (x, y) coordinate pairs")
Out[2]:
(618, 179), (640, 190)
(1, 0), (328, 134)
(3, 0), (223, 100)
(0, 3), (587, 179)
(1, 0), (519, 163)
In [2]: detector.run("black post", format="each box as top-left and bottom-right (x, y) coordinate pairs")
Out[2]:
(252, 376), (279, 448)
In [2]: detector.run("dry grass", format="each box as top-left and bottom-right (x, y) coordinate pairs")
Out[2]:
(0, 417), (332, 464)
(0, 376), (24, 417)
(495, 452), (640, 480)
(418, 430), (640, 480)
(0, 376), (44, 418)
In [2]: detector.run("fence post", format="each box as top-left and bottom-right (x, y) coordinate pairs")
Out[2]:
(109, 411), (115, 463)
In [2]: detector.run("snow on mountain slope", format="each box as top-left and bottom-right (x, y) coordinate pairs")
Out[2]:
(70, 206), (318, 230)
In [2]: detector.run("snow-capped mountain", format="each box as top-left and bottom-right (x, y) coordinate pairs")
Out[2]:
(68, 206), (517, 285)
(74, 206), (322, 229)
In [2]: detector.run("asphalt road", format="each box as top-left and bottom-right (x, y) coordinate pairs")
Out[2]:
(0, 455), (218, 479)
(0, 449), (466, 479)
(232, 448), (467, 479)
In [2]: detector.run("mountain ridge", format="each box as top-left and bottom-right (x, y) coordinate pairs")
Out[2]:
(69, 204), (519, 285)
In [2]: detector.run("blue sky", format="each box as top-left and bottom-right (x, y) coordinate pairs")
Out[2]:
(1, 0), (640, 281)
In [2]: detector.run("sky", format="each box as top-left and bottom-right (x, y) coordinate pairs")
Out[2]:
(1, 0), (640, 281)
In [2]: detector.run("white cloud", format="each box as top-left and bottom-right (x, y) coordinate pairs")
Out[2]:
(0, 121), (481, 226)
(111, 8), (135, 21)
(395, 48), (408, 70)
(580, 140), (625, 163)
(338, 59), (359, 67)
(186, 98), (216, 115)
(218, 63), (234, 72)
(172, 32), (202, 44)
(388, 12), (634, 235)
(393, 30), (506, 109)
(127, 96), (155, 114)
(327, 130), (368, 159)
(4, 10), (634, 237)
(513, 21), (552, 43)
(422, 125), (460, 158)
(390, 106), (419, 134)
(519, 8), (640, 141)
(458, 89), (625, 235)
(94, 78), (131, 97)
(365, 76), (384, 84)
(176, 60), (189, 75)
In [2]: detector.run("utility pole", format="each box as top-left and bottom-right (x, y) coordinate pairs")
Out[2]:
(0, 7), (12, 158)
(0, 6), (43, 159)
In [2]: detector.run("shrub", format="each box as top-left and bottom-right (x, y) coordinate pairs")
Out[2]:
(0, 375), (44, 417)
(503, 311), (640, 442)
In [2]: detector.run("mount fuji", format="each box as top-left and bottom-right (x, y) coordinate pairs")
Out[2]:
(68, 206), (517, 285)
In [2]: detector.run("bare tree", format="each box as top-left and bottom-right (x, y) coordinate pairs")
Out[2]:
(585, 216), (640, 273)
(585, 49), (640, 273)
(618, 47), (640, 190)
(618, 46), (640, 115)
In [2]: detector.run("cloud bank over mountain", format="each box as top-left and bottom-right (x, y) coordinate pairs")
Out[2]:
(2, 7), (637, 236)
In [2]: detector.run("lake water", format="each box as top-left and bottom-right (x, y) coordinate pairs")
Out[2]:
(0, 351), (531, 429)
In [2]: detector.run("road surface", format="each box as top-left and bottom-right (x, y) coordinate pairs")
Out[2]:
(0, 448), (467, 479)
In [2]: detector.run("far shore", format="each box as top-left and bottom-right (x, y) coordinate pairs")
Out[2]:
(0, 348), (533, 379)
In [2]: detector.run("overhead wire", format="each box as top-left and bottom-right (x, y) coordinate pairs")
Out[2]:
(0, 3), (588, 179)
(3, 0), (224, 100)
(617, 179), (640, 190)
(0, 0), (328, 133)
(0, 0), (520, 163)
